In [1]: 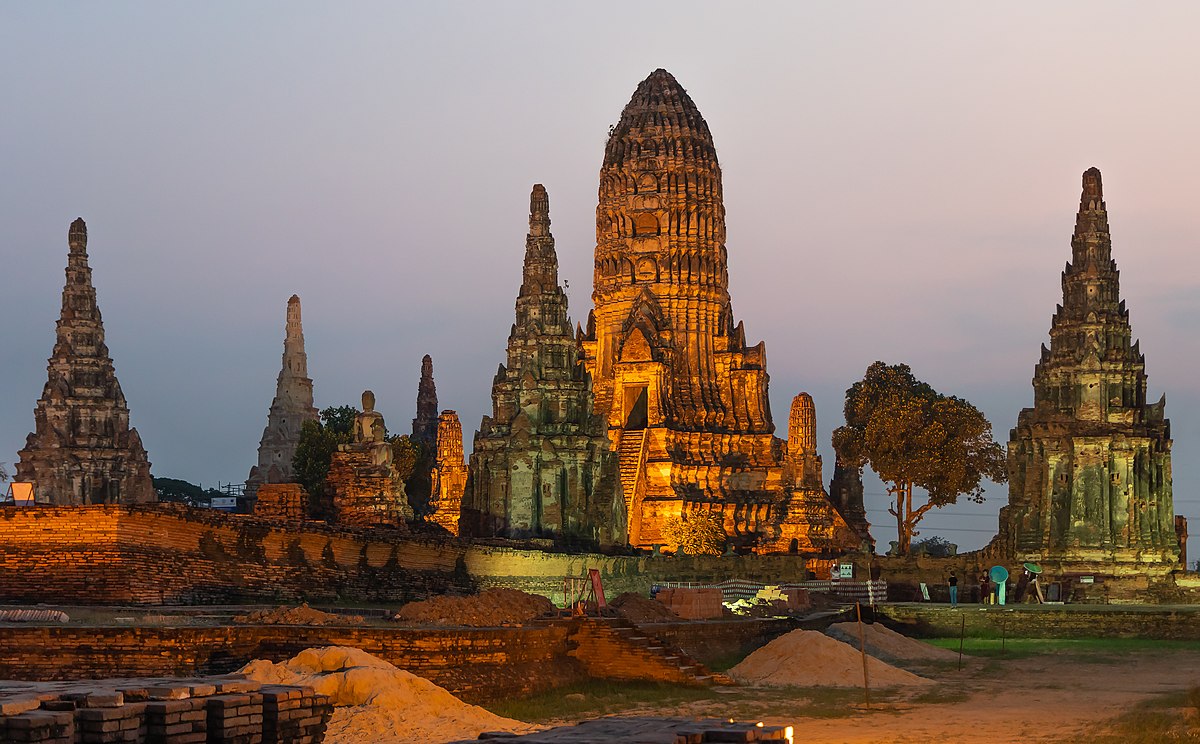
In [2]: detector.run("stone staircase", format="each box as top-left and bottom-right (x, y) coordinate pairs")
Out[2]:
(617, 430), (646, 502)
(567, 617), (733, 687)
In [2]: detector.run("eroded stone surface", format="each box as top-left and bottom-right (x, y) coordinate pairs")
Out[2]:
(16, 218), (155, 505)
(246, 294), (319, 501)
(579, 69), (858, 556)
(328, 391), (412, 526)
(998, 168), (1180, 569)
(463, 185), (626, 547)
(429, 410), (467, 536)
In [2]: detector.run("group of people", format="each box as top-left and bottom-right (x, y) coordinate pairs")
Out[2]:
(946, 567), (1045, 607)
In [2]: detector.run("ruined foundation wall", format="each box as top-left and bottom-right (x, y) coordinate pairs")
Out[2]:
(0, 505), (817, 606)
(0, 624), (580, 702)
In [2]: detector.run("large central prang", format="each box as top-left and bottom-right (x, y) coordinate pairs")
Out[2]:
(1000, 168), (1180, 571)
(581, 69), (861, 555)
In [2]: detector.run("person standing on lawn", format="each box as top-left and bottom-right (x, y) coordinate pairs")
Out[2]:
(948, 570), (958, 607)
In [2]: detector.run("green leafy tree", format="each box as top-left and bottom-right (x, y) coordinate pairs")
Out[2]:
(153, 477), (222, 507)
(832, 362), (1007, 556)
(389, 435), (421, 484)
(662, 511), (727, 556)
(0, 462), (8, 483)
(293, 405), (358, 500)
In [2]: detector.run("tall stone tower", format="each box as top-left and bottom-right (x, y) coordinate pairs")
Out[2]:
(412, 354), (439, 445)
(246, 294), (319, 499)
(1000, 168), (1178, 568)
(463, 185), (626, 547)
(581, 69), (859, 555)
(16, 218), (155, 504)
(429, 410), (467, 536)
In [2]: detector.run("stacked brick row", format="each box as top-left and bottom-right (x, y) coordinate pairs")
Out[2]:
(655, 588), (724, 619)
(0, 682), (331, 744)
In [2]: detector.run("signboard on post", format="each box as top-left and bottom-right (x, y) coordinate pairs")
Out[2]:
(919, 582), (930, 601)
(838, 563), (854, 579)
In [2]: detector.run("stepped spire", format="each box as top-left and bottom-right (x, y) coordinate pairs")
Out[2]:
(412, 354), (439, 444)
(462, 184), (626, 547)
(520, 184), (559, 297)
(16, 218), (155, 504)
(1001, 169), (1177, 565)
(581, 70), (859, 555)
(246, 294), (319, 496)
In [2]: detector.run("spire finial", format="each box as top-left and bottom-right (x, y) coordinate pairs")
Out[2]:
(1082, 167), (1103, 205)
(68, 218), (87, 251)
(529, 184), (550, 237)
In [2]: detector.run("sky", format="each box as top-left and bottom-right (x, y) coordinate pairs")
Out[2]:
(2, 3), (1198, 557)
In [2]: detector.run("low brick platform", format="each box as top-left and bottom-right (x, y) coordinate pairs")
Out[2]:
(879, 602), (1200, 639)
(455, 717), (792, 742)
(0, 676), (331, 744)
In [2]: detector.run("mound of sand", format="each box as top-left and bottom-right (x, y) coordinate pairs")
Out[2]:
(392, 589), (556, 627)
(729, 629), (932, 688)
(240, 646), (534, 744)
(234, 603), (363, 626)
(610, 592), (681, 624)
(826, 622), (960, 663)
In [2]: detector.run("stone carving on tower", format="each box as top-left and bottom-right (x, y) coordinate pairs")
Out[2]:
(998, 168), (1179, 568)
(245, 294), (319, 501)
(462, 184), (627, 547)
(327, 390), (413, 527)
(580, 69), (859, 555)
(16, 218), (155, 504)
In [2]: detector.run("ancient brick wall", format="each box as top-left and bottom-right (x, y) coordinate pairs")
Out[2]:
(0, 505), (817, 606)
(0, 624), (581, 702)
(878, 604), (1200, 640)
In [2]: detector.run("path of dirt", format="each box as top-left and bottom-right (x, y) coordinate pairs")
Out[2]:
(757, 648), (1200, 743)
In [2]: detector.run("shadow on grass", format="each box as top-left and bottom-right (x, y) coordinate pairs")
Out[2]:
(483, 680), (907, 724)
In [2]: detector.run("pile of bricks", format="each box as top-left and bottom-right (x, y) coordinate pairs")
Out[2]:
(0, 677), (332, 744)
(655, 588), (724, 620)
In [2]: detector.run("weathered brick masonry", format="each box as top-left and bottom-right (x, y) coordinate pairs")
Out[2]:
(0, 505), (816, 606)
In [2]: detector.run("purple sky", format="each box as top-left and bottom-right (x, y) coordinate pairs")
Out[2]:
(3, 3), (1198, 556)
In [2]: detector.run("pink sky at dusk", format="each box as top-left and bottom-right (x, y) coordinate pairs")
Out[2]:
(2, 3), (1198, 554)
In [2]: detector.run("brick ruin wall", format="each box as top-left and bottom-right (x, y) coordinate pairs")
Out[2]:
(0, 623), (582, 702)
(879, 604), (1200, 640)
(0, 505), (817, 606)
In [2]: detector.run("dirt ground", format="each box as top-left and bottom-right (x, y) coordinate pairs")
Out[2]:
(521, 644), (1200, 743)
(767, 648), (1200, 743)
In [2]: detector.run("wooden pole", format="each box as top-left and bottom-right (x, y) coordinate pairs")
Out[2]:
(958, 614), (965, 671)
(856, 602), (871, 708)
(1001, 616), (1007, 656)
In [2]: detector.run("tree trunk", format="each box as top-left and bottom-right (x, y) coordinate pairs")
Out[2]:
(888, 480), (914, 555)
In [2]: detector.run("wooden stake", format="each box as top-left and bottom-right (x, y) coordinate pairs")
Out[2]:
(958, 614), (965, 671)
(856, 601), (870, 708)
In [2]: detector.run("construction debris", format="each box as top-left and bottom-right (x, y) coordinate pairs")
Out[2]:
(392, 589), (556, 627)
(729, 629), (933, 687)
(654, 588), (724, 620)
(609, 592), (681, 624)
(234, 604), (364, 626)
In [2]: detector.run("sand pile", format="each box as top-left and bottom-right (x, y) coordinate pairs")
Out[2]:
(393, 588), (556, 627)
(610, 592), (681, 624)
(826, 622), (960, 663)
(240, 646), (534, 744)
(729, 629), (932, 688)
(234, 603), (364, 626)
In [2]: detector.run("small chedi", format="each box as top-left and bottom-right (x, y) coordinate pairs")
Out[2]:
(462, 184), (627, 547)
(328, 390), (413, 526)
(16, 218), (155, 504)
(998, 168), (1180, 570)
(428, 409), (467, 535)
(579, 69), (860, 555)
(245, 294), (319, 502)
